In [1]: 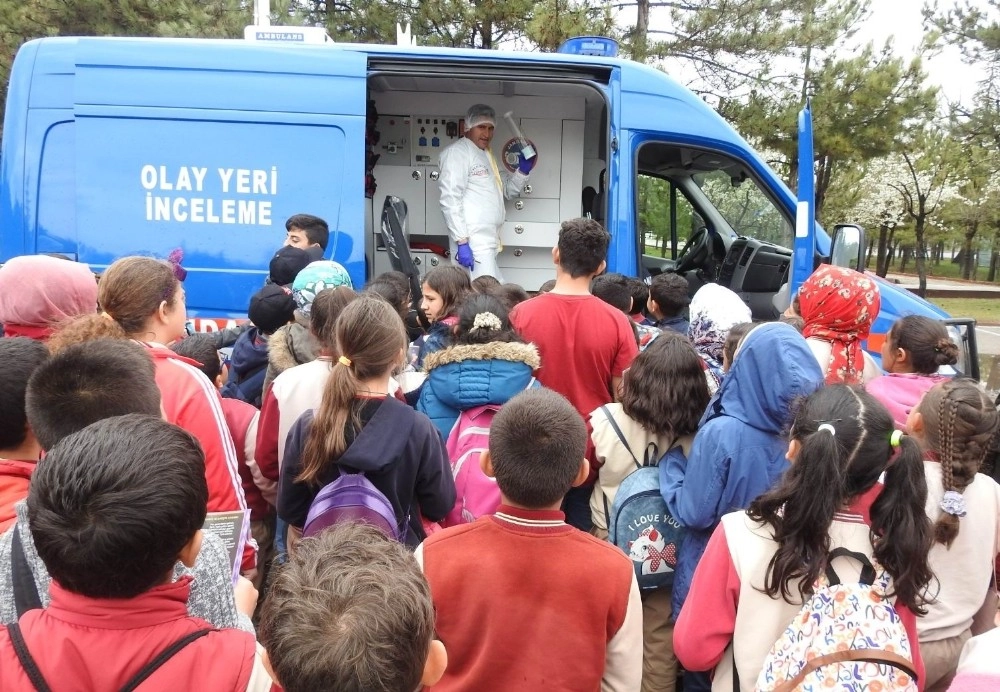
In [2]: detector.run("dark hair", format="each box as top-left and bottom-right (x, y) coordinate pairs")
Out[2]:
(259, 522), (435, 692)
(310, 286), (358, 351)
(917, 379), (1000, 546)
(452, 293), (523, 347)
(286, 214), (330, 250)
(497, 283), (530, 311)
(170, 334), (222, 383)
(778, 314), (805, 333)
(300, 296), (406, 485)
(47, 314), (129, 354)
(649, 273), (690, 317)
(620, 332), (709, 439)
(722, 322), (755, 368)
(471, 275), (501, 294)
(591, 273), (632, 313)
(628, 278), (649, 317)
(28, 414), (208, 598)
(748, 385), (933, 613)
(365, 272), (410, 318)
(26, 339), (162, 451)
(422, 266), (471, 321)
(98, 257), (180, 336)
(538, 279), (556, 294)
(888, 315), (959, 375)
(557, 218), (610, 278)
(0, 338), (49, 450)
(489, 388), (585, 508)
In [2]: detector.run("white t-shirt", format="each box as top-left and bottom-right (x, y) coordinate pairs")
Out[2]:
(806, 337), (882, 383)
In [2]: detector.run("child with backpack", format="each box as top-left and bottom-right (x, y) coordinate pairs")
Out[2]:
(866, 315), (959, 429)
(416, 293), (539, 524)
(906, 379), (1000, 690)
(416, 266), (471, 368)
(0, 414), (272, 691)
(675, 385), (933, 691)
(589, 331), (710, 692)
(278, 295), (456, 549)
(662, 322), (823, 692)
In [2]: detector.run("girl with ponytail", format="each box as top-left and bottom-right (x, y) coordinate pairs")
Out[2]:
(674, 385), (933, 691)
(907, 379), (1000, 690)
(867, 315), (960, 429)
(98, 256), (257, 572)
(278, 295), (455, 548)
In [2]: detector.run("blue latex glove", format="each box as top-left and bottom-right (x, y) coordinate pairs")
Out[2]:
(517, 151), (537, 175)
(456, 242), (475, 269)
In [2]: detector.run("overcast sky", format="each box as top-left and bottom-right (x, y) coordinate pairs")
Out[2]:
(860, 0), (986, 104)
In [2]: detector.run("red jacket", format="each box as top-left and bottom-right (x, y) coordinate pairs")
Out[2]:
(220, 398), (271, 520)
(147, 345), (256, 571)
(0, 459), (35, 533)
(0, 577), (260, 691)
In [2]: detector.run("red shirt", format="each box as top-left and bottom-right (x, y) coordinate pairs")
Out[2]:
(0, 577), (257, 691)
(511, 293), (638, 478)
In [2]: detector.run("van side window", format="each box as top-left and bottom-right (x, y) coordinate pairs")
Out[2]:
(637, 174), (697, 260)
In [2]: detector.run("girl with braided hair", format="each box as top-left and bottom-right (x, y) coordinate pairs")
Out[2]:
(907, 379), (1000, 690)
(867, 315), (959, 429)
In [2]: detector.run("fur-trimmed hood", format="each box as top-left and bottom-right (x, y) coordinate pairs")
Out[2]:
(417, 341), (540, 438)
(422, 341), (540, 373)
(267, 322), (319, 377)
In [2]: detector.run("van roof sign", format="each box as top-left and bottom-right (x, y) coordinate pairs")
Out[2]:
(557, 37), (618, 58)
(243, 25), (330, 44)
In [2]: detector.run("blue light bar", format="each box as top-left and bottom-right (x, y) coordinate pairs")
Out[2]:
(557, 37), (619, 58)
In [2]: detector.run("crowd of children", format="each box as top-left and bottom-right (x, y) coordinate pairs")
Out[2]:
(0, 211), (998, 692)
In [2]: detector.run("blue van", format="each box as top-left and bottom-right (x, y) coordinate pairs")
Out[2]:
(0, 34), (978, 376)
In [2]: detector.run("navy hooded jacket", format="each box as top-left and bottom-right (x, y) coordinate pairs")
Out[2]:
(660, 322), (824, 616)
(220, 327), (270, 408)
(277, 396), (456, 546)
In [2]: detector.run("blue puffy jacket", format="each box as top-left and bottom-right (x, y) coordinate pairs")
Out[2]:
(417, 341), (540, 439)
(660, 321), (824, 617)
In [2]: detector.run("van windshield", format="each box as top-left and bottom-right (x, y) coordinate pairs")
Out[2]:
(691, 169), (792, 248)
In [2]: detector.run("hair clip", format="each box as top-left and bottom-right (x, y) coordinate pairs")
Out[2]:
(817, 423), (836, 436)
(166, 248), (187, 282)
(890, 430), (904, 448)
(940, 490), (967, 518)
(338, 355), (352, 368)
(472, 312), (502, 331)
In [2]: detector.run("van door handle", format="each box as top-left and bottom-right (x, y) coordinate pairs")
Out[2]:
(429, 170), (440, 181)
(523, 184), (532, 194)
(514, 225), (524, 234)
(412, 170), (422, 181)
(515, 201), (524, 210)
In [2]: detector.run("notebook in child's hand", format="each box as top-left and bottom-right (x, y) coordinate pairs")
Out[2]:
(202, 510), (251, 584)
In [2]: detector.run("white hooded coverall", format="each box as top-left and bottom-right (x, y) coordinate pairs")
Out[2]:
(438, 137), (528, 281)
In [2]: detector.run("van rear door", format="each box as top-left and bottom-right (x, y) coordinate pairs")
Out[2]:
(70, 38), (367, 316)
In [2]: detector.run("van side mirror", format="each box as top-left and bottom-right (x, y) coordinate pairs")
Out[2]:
(830, 224), (866, 271)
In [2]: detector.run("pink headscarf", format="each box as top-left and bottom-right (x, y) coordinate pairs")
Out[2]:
(0, 255), (98, 340)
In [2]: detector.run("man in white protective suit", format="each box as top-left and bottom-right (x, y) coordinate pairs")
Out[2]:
(438, 104), (536, 280)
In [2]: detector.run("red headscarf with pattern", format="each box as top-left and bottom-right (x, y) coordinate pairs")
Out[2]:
(798, 265), (880, 384)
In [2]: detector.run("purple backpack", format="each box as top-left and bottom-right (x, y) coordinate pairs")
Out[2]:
(303, 471), (404, 541)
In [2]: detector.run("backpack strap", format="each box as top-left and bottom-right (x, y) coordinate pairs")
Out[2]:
(600, 405), (640, 470)
(118, 628), (215, 692)
(7, 622), (52, 692)
(824, 547), (877, 586)
(11, 526), (42, 618)
(772, 650), (917, 692)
